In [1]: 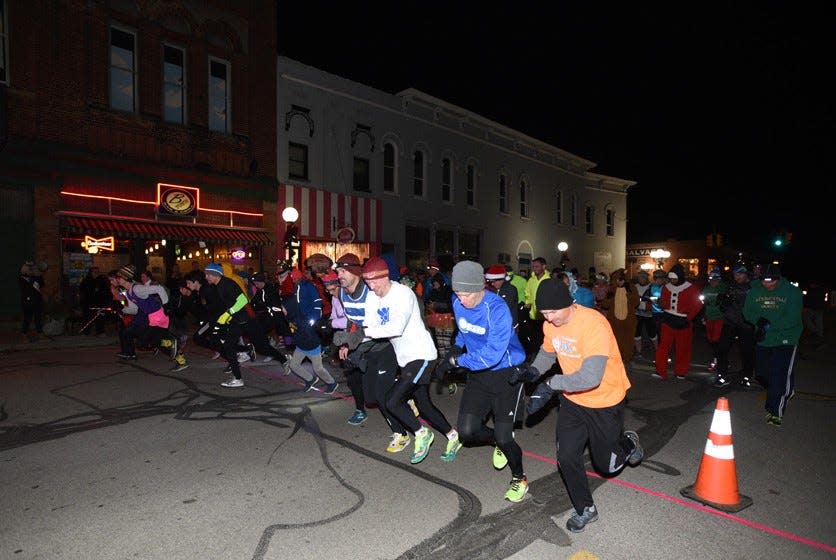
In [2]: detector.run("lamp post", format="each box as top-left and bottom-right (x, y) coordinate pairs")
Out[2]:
(649, 249), (670, 270)
(282, 206), (299, 266)
(557, 241), (569, 270)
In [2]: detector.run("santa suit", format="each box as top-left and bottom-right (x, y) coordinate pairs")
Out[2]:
(655, 279), (703, 378)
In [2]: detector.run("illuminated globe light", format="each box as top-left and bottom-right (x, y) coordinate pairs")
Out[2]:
(282, 207), (299, 223)
(161, 239), (167, 246)
(557, 241), (569, 252)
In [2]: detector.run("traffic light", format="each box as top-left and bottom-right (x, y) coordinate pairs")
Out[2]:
(772, 231), (792, 248)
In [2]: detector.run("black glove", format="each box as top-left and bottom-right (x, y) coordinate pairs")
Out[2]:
(755, 317), (770, 342)
(526, 380), (556, 415)
(444, 346), (464, 362)
(508, 363), (541, 385)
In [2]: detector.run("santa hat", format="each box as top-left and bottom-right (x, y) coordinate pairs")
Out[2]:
(485, 264), (508, 281)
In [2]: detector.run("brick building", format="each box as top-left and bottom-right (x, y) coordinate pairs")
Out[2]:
(0, 0), (277, 318)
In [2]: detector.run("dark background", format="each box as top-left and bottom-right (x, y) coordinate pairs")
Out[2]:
(277, 3), (833, 285)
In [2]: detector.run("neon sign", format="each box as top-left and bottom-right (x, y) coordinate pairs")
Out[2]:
(82, 235), (115, 254)
(231, 249), (246, 261)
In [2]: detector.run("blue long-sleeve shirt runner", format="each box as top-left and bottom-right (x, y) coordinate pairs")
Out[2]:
(452, 290), (526, 372)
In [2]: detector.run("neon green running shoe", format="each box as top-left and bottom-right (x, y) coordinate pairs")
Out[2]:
(492, 446), (508, 470)
(441, 436), (463, 462)
(410, 429), (435, 464)
(504, 476), (529, 503)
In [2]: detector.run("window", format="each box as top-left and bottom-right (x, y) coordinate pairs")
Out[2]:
(606, 207), (615, 236)
(405, 224), (431, 266)
(208, 57), (230, 133)
(383, 143), (396, 193)
(555, 190), (563, 224)
(585, 204), (595, 234)
(459, 230), (481, 262)
(570, 194), (578, 226)
(110, 26), (137, 112)
(0, 0), (8, 84)
(353, 157), (370, 192)
(520, 179), (529, 218)
(288, 142), (308, 181)
(436, 228), (454, 259)
(441, 157), (452, 202)
(466, 163), (475, 206)
(413, 150), (425, 197)
(499, 174), (508, 214)
(162, 44), (185, 124)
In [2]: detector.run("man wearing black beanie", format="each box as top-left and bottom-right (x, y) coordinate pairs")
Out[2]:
(519, 278), (644, 533)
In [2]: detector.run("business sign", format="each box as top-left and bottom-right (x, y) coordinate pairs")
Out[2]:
(231, 249), (247, 261)
(627, 248), (654, 257)
(336, 226), (356, 244)
(83, 235), (115, 254)
(157, 183), (198, 217)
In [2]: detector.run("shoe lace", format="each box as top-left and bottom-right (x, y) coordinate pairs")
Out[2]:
(509, 477), (525, 492)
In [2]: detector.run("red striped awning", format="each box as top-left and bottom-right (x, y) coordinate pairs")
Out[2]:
(62, 216), (272, 245)
(278, 183), (382, 243)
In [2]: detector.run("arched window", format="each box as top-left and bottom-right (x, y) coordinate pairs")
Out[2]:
(383, 142), (397, 193)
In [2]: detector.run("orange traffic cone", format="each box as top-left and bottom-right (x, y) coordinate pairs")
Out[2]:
(680, 397), (752, 512)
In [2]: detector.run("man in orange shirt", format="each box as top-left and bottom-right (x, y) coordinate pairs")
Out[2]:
(515, 278), (644, 533)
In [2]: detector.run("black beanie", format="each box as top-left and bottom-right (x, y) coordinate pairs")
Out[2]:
(535, 278), (574, 311)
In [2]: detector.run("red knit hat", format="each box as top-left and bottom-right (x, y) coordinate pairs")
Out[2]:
(290, 268), (303, 281)
(321, 270), (339, 285)
(485, 264), (508, 281)
(362, 257), (390, 279)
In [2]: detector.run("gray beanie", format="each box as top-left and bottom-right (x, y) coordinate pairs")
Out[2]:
(452, 260), (485, 293)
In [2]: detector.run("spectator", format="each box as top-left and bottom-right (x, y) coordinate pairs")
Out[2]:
(79, 266), (110, 336)
(19, 261), (44, 339)
(743, 264), (803, 426)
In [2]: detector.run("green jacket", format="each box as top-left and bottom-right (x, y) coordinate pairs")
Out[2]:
(701, 281), (727, 320)
(743, 277), (803, 346)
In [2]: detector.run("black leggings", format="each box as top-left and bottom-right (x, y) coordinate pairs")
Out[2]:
(386, 360), (453, 436)
(457, 369), (525, 478)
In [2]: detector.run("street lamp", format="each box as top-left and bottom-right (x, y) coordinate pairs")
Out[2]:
(282, 206), (299, 266)
(557, 241), (569, 270)
(649, 249), (670, 269)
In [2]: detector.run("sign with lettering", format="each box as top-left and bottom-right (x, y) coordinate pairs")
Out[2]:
(83, 235), (115, 254)
(158, 183), (198, 217)
(627, 248), (654, 257)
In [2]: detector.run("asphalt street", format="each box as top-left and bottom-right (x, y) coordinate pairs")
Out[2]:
(1, 322), (834, 560)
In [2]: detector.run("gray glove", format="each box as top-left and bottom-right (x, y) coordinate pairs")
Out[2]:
(333, 326), (365, 350)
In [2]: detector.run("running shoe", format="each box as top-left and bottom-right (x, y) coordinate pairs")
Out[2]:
(347, 410), (367, 425)
(566, 505), (598, 532)
(117, 352), (137, 360)
(386, 433), (410, 453)
(169, 337), (179, 360)
(247, 343), (256, 363)
(211, 351), (221, 360)
(410, 429), (435, 464)
(221, 377), (244, 388)
(713, 376), (730, 388)
(170, 362), (190, 373)
(766, 413), (782, 426)
(323, 382), (338, 395)
(237, 351), (250, 363)
(303, 378), (319, 392)
(504, 476), (529, 503)
(440, 436), (463, 462)
(624, 431), (644, 466)
(492, 446), (508, 470)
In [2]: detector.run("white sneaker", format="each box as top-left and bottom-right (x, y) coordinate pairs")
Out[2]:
(262, 355), (274, 362)
(237, 351), (251, 363)
(221, 377), (244, 388)
(211, 351), (221, 360)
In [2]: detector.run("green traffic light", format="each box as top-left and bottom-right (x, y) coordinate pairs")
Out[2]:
(773, 239), (783, 247)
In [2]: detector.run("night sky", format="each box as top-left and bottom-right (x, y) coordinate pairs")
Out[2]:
(277, 4), (833, 283)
